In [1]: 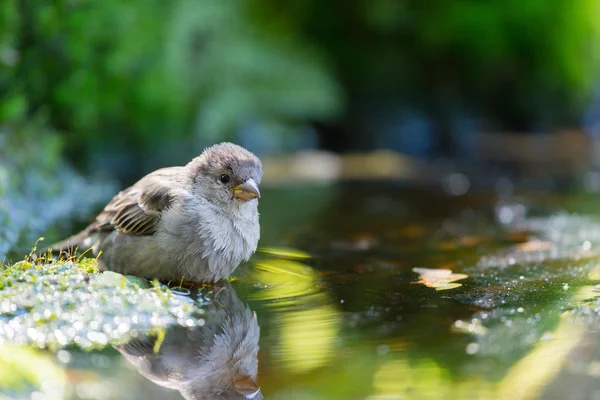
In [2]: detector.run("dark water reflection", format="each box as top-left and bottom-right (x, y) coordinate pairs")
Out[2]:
(117, 282), (261, 400)
(242, 185), (600, 399)
(6, 184), (600, 399)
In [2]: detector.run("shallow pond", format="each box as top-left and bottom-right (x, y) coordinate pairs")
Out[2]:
(4, 183), (600, 399)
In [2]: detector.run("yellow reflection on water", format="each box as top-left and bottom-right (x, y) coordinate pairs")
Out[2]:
(370, 358), (451, 400)
(367, 307), (586, 399)
(250, 259), (320, 304)
(369, 358), (495, 400)
(278, 304), (341, 373)
(496, 312), (585, 400)
(258, 247), (312, 259)
(0, 344), (66, 399)
(249, 257), (342, 374)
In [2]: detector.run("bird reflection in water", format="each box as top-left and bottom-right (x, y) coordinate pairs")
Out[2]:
(116, 281), (262, 400)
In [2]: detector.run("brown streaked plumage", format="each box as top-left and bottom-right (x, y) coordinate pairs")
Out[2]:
(51, 142), (263, 283)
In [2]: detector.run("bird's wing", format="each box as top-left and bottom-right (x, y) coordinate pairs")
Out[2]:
(93, 167), (188, 236)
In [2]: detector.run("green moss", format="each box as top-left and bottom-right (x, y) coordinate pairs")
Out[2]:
(0, 255), (206, 351)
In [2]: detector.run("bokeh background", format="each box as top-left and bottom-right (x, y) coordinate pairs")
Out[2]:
(1, 0), (600, 256)
(4, 3), (600, 399)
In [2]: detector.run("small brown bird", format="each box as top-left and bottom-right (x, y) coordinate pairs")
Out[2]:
(51, 143), (262, 282)
(117, 282), (262, 400)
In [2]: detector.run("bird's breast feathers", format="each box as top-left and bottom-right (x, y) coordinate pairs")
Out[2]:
(158, 196), (259, 280)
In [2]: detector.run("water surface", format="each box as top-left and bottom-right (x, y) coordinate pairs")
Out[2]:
(4, 184), (600, 399)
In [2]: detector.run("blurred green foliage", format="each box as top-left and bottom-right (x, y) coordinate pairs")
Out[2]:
(0, 120), (112, 258)
(294, 0), (600, 130)
(1, 0), (599, 169)
(0, 0), (342, 174)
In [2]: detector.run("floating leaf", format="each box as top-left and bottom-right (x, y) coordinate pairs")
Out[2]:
(515, 241), (554, 252)
(458, 236), (483, 247)
(412, 267), (469, 291)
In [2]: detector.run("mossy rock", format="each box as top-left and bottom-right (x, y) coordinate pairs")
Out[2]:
(0, 255), (206, 351)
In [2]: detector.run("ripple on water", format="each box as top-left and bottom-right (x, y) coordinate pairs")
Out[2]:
(246, 255), (343, 373)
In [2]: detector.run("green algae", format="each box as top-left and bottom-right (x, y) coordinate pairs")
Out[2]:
(0, 257), (206, 351)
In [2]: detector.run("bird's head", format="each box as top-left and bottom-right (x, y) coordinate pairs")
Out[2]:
(189, 143), (263, 208)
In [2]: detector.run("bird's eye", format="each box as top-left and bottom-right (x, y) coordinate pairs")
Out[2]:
(219, 174), (230, 184)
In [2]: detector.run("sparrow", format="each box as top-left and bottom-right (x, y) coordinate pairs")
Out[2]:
(50, 142), (262, 282)
(117, 282), (262, 400)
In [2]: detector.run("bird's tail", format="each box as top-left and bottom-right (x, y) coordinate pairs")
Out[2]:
(47, 229), (93, 255)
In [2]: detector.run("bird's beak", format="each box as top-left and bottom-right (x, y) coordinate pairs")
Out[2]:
(233, 178), (260, 201)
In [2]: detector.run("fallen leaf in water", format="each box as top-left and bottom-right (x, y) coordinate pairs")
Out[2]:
(458, 236), (483, 247)
(398, 224), (426, 239)
(514, 241), (553, 252)
(412, 268), (469, 291)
